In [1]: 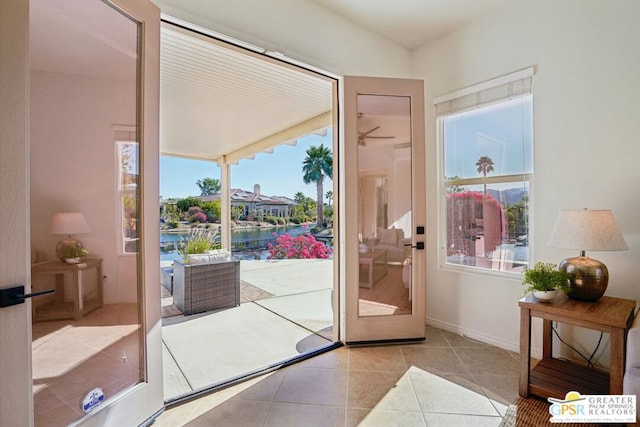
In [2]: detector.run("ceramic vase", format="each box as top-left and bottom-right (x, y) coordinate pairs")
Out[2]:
(533, 290), (557, 302)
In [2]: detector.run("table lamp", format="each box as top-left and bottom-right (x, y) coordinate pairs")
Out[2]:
(547, 209), (628, 301)
(51, 212), (91, 262)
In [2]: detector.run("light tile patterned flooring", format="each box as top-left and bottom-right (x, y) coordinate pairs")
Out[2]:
(152, 326), (519, 426)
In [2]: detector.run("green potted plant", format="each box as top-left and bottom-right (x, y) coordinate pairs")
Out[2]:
(522, 261), (570, 302)
(177, 228), (221, 262)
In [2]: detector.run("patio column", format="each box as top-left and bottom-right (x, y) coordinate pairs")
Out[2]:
(218, 156), (231, 250)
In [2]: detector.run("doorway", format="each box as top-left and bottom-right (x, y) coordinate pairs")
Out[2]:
(156, 21), (339, 402)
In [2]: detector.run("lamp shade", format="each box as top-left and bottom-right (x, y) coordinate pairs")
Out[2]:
(51, 212), (91, 235)
(547, 209), (628, 252)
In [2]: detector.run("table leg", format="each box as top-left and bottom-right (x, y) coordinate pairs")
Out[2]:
(96, 263), (103, 309)
(519, 307), (531, 397)
(542, 319), (553, 359)
(610, 328), (624, 394)
(72, 269), (81, 320)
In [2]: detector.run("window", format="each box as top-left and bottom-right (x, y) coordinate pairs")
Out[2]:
(435, 68), (534, 273)
(117, 139), (139, 254)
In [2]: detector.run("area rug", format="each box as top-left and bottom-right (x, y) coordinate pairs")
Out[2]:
(500, 396), (603, 427)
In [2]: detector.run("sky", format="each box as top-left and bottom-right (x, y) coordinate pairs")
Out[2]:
(160, 130), (333, 200)
(444, 96), (533, 179)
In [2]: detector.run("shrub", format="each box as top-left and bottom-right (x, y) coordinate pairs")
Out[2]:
(186, 206), (207, 223)
(290, 214), (308, 224)
(176, 196), (202, 213)
(177, 228), (220, 259)
(267, 232), (331, 259)
(265, 216), (278, 225)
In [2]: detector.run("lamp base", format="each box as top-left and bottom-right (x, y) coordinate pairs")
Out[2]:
(55, 238), (85, 262)
(558, 256), (608, 302)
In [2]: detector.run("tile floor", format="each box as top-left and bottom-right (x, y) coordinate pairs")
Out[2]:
(152, 326), (519, 426)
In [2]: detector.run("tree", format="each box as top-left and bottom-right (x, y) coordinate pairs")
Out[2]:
(445, 176), (465, 194)
(176, 196), (202, 213)
(302, 144), (333, 226)
(201, 200), (221, 222)
(230, 204), (244, 221)
(475, 156), (494, 195)
(196, 177), (221, 196)
(294, 192), (306, 205)
(325, 190), (333, 206)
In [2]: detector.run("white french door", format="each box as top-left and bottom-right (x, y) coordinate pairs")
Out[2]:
(0, 0), (163, 425)
(342, 76), (426, 343)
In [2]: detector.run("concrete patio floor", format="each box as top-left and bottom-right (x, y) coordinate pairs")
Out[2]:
(161, 259), (335, 401)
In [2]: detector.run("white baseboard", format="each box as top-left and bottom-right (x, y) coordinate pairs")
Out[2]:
(425, 317), (543, 359)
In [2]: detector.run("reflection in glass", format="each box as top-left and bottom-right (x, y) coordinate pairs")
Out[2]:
(442, 96), (532, 273)
(357, 94), (413, 317)
(30, 0), (142, 424)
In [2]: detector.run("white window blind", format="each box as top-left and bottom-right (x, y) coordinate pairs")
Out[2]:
(434, 67), (535, 117)
(113, 124), (137, 142)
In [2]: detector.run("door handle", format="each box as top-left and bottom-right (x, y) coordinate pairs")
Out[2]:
(404, 242), (425, 250)
(0, 285), (55, 308)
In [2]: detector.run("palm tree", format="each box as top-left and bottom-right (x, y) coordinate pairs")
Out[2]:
(302, 144), (333, 226)
(294, 192), (306, 206)
(325, 190), (333, 206)
(475, 156), (494, 195)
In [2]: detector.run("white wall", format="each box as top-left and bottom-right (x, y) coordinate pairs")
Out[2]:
(30, 70), (138, 304)
(358, 145), (412, 237)
(413, 0), (640, 364)
(152, 0), (411, 78)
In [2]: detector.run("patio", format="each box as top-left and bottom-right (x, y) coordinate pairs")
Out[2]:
(161, 258), (335, 401)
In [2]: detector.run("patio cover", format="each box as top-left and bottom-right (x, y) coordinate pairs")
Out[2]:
(159, 22), (334, 164)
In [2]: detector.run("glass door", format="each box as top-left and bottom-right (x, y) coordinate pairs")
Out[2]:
(342, 76), (426, 343)
(28, 0), (162, 425)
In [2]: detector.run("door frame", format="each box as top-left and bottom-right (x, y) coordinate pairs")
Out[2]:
(0, 1), (32, 425)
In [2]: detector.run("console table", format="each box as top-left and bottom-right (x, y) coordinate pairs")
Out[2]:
(519, 294), (636, 399)
(31, 259), (103, 321)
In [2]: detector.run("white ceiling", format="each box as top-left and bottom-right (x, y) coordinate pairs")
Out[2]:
(31, 0), (511, 163)
(313, 0), (511, 50)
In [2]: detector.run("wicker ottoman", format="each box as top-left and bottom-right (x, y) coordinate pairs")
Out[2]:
(172, 259), (240, 315)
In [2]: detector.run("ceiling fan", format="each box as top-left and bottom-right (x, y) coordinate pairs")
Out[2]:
(357, 125), (395, 146)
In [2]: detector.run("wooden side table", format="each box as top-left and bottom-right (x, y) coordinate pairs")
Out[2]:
(358, 250), (387, 289)
(519, 294), (636, 399)
(31, 259), (103, 321)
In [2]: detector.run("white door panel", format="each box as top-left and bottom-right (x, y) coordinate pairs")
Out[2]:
(0, 1), (162, 425)
(342, 76), (426, 343)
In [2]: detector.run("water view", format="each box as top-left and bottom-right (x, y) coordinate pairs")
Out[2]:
(160, 224), (324, 261)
